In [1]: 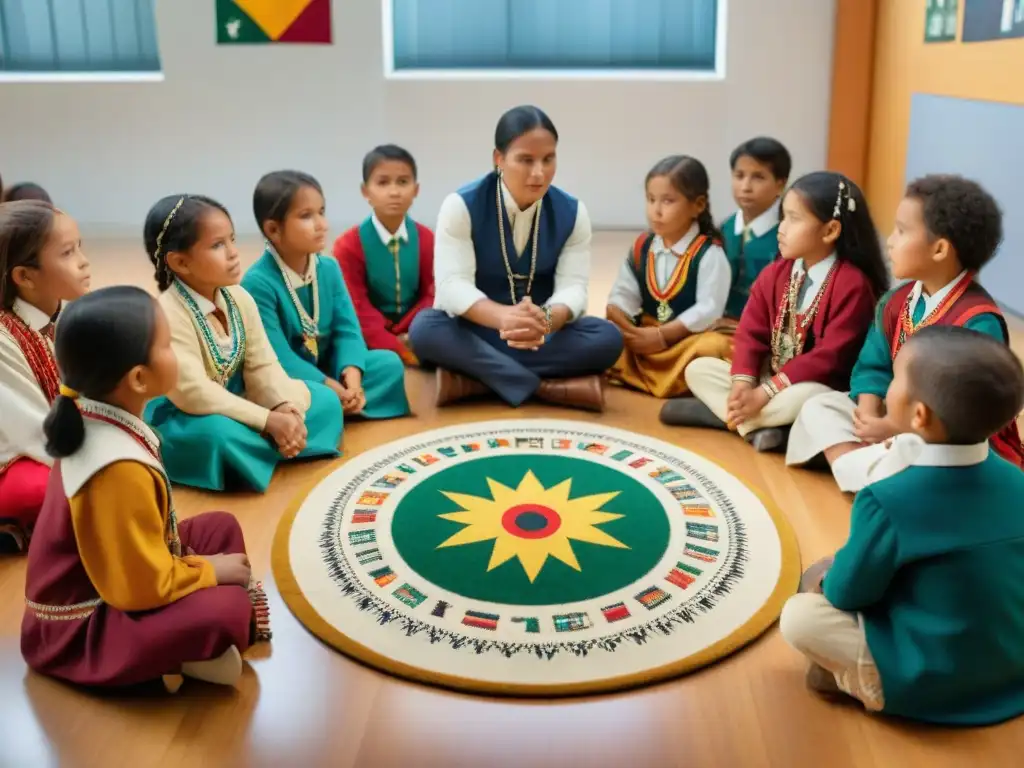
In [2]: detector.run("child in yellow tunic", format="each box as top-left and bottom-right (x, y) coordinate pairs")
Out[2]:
(606, 155), (733, 398)
(22, 286), (268, 691)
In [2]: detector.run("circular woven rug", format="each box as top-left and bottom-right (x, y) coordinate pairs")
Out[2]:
(273, 419), (799, 696)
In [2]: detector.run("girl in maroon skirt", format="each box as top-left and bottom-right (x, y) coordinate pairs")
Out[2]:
(21, 286), (270, 691)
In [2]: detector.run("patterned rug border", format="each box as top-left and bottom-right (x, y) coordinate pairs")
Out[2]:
(271, 423), (802, 697)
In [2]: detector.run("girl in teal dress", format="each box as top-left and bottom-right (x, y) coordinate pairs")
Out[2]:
(142, 195), (343, 492)
(242, 170), (409, 422)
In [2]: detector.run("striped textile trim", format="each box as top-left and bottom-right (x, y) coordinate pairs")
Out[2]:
(25, 597), (102, 621)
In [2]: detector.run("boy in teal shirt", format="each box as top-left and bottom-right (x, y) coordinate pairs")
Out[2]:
(781, 326), (1024, 725)
(716, 137), (791, 326)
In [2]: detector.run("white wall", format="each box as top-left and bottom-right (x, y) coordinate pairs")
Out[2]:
(0, 0), (836, 234)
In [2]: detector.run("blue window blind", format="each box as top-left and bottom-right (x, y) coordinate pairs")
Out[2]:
(390, 0), (719, 72)
(0, 0), (161, 73)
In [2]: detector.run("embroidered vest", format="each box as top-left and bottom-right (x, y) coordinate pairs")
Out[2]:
(458, 171), (578, 306)
(629, 232), (714, 323)
(881, 279), (1024, 468)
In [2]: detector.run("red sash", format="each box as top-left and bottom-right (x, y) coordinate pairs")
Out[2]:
(0, 310), (59, 404)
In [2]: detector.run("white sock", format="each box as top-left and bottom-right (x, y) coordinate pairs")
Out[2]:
(181, 645), (243, 686)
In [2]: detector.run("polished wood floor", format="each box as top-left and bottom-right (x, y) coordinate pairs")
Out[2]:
(2, 234), (1023, 768)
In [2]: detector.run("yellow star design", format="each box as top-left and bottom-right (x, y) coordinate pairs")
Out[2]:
(435, 470), (627, 582)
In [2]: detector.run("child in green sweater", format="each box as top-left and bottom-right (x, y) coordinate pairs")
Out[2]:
(781, 325), (1024, 725)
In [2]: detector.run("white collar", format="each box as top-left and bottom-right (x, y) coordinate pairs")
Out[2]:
(793, 252), (837, 282)
(733, 202), (781, 237)
(12, 298), (52, 331)
(60, 398), (165, 498)
(500, 179), (541, 218)
(655, 222), (701, 256)
(865, 433), (989, 484)
(908, 270), (970, 314)
(371, 214), (409, 246)
(267, 244), (318, 286)
(176, 280), (226, 316)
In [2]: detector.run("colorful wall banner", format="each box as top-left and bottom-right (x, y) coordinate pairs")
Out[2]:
(216, 0), (332, 45)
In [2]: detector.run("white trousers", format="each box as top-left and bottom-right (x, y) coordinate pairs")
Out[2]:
(785, 390), (902, 493)
(684, 358), (832, 438)
(779, 593), (885, 711)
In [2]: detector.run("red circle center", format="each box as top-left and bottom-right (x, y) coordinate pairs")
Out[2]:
(500, 503), (561, 539)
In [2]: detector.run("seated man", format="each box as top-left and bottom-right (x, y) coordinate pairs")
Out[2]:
(409, 105), (623, 412)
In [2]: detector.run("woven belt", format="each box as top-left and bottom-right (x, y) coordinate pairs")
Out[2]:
(25, 597), (102, 621)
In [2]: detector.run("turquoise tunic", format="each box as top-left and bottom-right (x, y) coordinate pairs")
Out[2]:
(359, 217), (421, 323)
(721, 212), (779, 318)
(824, 452), (1024, 725)
(848, 286), (1005, 400)
(242, 251), (409, 421)
(145, 368), (341, 493)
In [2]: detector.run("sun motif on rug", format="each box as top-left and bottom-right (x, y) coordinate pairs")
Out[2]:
(435, 470), (628, 582)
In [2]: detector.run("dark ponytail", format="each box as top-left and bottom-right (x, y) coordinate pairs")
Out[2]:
(143, 194), (231, 291)
(43, 286), (159, 458)
(646, 155), (723, 243)
(787, 172), (890, 298)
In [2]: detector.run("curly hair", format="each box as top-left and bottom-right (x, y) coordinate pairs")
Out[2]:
(904, 175), (1003, 272)
(143, 194), (230, 291)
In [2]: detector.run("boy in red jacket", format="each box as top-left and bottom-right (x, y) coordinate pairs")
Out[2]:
(333, 145), (434, 365)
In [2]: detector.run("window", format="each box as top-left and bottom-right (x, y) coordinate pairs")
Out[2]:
(384, 0), (724, 80)
(0, 0), (161, 80)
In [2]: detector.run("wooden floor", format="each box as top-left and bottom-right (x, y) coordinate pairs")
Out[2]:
(2, 234), (1023, 768)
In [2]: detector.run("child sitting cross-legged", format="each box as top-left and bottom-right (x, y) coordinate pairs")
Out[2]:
(660, 172), (887, 452)
(781, 326), (1024, 725)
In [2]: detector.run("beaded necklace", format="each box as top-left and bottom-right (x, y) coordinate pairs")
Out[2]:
(172, 281), (247, 385)
(79, 398), (181, 556)
(0, 309), (60, 403)
(268, 247), (320, 359)
(645, 234), (708, 323)
(496, 178), (541, 305)
(890, 271), (974, 358)
(770, 260), (837, 373)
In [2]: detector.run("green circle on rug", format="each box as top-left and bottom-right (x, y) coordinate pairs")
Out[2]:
(391, 455), (670, 605)
(273, 419), (801, 697)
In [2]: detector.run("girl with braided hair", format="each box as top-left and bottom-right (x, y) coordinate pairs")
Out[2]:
(662, 172), (886, 454)
(141, 195), (342, 493)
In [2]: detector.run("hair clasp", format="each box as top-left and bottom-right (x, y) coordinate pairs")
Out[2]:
(58, 384), (79, 400)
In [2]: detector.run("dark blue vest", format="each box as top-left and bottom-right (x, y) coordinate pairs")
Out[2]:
(458, 171), (579, 306)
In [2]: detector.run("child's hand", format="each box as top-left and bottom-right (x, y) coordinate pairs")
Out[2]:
(265, 409), (307, 458)
(207, 553), (252, 587)
(726, 386), (770, 429)
(853, 413), (894, 444)
(340, 367), (366, 414)
(625, 326), (666, 355)
(726, 379), (752, 410)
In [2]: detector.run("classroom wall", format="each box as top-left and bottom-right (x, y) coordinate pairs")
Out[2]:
(866, 0), (1024, 232)
(0, 0), (837, 234)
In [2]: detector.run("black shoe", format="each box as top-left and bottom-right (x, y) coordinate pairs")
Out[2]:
(659, 398), (727, 429)
(746, 427), (789, 453)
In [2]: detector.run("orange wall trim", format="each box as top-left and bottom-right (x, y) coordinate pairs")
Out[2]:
(866, 0), (1024, 232)
(826, 0), (878, 187)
